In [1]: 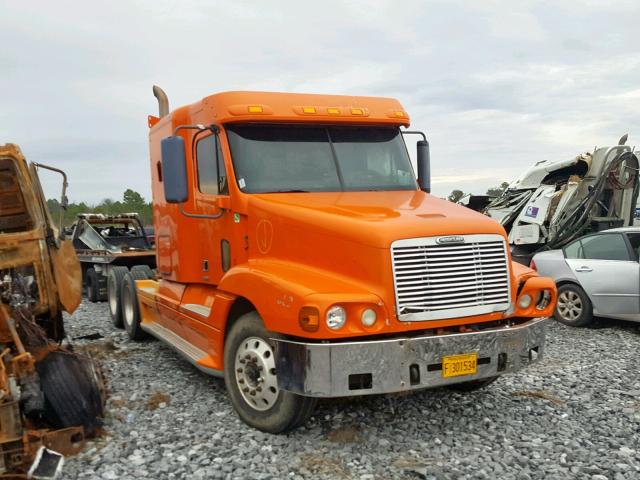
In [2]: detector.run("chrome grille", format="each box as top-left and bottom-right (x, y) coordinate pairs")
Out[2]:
(391, 234), (511, 321)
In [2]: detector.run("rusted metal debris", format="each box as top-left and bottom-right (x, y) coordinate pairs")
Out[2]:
(0, 144), (105, 478)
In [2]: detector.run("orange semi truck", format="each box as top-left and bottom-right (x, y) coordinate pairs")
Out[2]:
(111, 87), (557, 433)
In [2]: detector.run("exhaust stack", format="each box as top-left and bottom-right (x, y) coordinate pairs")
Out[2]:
(153, 85), (169, 118)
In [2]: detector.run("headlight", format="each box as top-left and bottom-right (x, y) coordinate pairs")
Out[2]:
(326, 305), (346, 330)
(518, 294), (532, 309)
(361, 308), (377, 327)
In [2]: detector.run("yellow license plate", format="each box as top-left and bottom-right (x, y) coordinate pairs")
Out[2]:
(442, 353), (478, 378)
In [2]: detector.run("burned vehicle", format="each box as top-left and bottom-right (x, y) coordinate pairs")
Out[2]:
(71, 213), (156, 302)
(0, 144), (104, 477)
(484, 137), (639, 264)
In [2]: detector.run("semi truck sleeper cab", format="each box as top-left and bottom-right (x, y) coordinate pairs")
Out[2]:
(110, 87), (557, 433)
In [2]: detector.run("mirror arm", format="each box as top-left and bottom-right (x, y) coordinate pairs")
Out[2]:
(401, 130), (426, 141)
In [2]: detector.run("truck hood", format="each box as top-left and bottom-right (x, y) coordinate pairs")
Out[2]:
(247, 190), (506, 249)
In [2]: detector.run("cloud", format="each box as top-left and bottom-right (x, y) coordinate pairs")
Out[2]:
(1, 0), (640, 203)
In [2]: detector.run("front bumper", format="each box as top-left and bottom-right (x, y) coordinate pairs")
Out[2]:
(273, 317), (548, 397)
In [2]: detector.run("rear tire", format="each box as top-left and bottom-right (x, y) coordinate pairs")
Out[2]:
(224, 311), (317, 433)
(36, 350), (105, 436)
(108, 266), (129, 328)
(130, 265), (153, 280)
(555, 283), (593, 327)
(86, 268), (99, 303)
(121, 272), (147, 341)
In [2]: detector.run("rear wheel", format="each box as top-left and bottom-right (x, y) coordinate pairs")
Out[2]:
(555, 283), (593, 327)
(130, 265), (154, 280)
(86, 268), (99, 303)
(121, 272), (147, 341)
(224, 312), (316, 433)
(108, 266), (129, 328)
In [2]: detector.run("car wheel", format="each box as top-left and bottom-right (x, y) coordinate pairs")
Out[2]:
(224, 311), (317, 433)
(86, 268), (99, 303)
(108, 266), (129, 328)
(121, 272), (147, 341)
(555, 283), (593, 327)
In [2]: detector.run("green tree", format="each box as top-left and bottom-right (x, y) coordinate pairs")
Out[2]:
(486, 182), (509, 197)
(448, 189), (465, 203)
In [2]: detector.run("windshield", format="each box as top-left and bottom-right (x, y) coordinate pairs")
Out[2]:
(226, 125), (416, 193)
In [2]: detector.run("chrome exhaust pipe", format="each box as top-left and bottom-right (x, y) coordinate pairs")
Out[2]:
(153, 85), (169, 118)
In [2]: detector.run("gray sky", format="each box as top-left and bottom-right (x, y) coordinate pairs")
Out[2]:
(2, 0), (639, 203)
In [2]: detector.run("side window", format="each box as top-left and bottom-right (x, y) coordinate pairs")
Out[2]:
(626, 233), (640, 260)
(564, 239), (581, 259)
(196, 134), (228, 195)
(578, 234), (630, 261)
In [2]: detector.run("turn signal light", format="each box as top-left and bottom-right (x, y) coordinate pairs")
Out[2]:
(299, 306), (319, 332)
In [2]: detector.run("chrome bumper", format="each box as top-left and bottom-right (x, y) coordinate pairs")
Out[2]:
(273, 317), (548, 397)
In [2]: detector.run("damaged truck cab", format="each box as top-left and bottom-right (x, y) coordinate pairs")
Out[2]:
(118, 88), (557, 433)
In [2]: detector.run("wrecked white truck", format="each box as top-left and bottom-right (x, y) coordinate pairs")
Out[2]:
(483, 137), (639, 264)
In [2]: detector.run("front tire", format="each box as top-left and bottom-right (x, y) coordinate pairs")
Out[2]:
(555, 283), (593, 327)
(224, 312), (316, 433)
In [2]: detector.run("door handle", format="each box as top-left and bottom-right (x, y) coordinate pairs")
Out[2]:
(575, 266), (593, 272)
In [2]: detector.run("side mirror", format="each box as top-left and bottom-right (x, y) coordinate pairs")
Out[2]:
(416, 140), (431, 193)
(161, 136), (189, 203)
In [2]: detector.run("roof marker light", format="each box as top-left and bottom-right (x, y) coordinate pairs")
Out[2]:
(248, 105), (263, 113)
(327, 107), (341, 115)
(351, 108), (364, 115)
(302, 107), (316, 114)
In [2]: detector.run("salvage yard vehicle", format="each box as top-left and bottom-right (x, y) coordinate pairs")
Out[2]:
(0, 144), (104, 477)
(113, 86), (557, 433)
(70, 213), (156, 303)
(484, 136), (639, 265)
(532, 227), (640, 327)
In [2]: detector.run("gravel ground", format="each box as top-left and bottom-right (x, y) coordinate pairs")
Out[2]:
(61, 300), (640, 480)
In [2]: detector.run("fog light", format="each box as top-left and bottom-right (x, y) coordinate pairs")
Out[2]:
(361, 308), (377, 327)
(326, 305), (346, 330)
(518, 294), (532, 309)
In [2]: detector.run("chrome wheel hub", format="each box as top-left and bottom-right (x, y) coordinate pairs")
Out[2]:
(557, 290), (583, 321)
(234, 337), (279, 411)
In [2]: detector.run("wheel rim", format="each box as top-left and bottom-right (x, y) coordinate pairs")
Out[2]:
(234, 337), (279, 411)
(122, 284), (134, 329)
(108, 276), (118, 315)
(557, 290), (583, 322)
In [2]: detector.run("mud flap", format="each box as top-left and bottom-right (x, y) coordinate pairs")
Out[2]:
(36, 351), (105, 436)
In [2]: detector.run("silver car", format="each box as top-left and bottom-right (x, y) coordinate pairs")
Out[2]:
(531, 227), (640, 326)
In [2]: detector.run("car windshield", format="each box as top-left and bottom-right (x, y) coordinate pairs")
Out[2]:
(226, 124), (416, 193)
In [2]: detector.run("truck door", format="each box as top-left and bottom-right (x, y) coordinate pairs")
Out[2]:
(181, 132), (231, 351)
(564, 232), (640, 317)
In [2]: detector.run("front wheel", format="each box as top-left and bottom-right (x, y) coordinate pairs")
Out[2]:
(555, 283), (593, 327)
(224, 312), (316, 433)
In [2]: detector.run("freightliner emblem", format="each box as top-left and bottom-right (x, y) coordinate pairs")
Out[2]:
(436, 235), (465, 245)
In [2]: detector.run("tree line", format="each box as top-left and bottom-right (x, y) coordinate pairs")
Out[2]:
(448, 182), (510, 203)
(47, 189), (153, 227)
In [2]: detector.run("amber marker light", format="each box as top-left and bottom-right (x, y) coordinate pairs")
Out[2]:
(302, 107), (316, 114)
(351, 108), (364, 115)
(248, 105), (263, 113)
(327, 107), (341, 115)
(299, 306), (320, 332)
